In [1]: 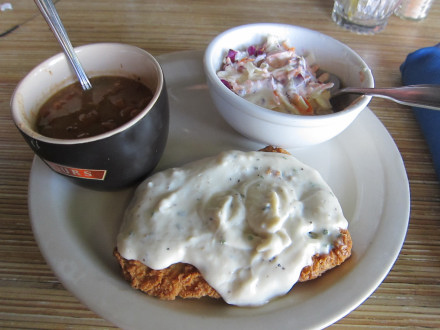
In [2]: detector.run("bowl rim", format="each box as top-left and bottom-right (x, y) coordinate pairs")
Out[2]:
(11, 42), (164, 145)
(203, 23), (374, 124)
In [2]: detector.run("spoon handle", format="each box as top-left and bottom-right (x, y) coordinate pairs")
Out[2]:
(339, 85), (440, 111)
(34, 0), (92, 91)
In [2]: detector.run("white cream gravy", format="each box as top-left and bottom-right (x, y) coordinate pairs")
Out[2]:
(117, 150), (348, 306)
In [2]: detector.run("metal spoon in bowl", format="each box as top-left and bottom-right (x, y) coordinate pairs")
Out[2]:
(34, 0), (92, 91)
(321, 71), (440, 112)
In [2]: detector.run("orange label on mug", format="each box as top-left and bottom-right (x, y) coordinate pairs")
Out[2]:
(45, 161), (107, 180)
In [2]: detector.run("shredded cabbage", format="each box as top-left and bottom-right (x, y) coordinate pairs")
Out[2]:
(217, 36), (334, 115)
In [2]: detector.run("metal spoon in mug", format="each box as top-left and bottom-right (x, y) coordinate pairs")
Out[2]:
(34, 0), (92, 91)
(319, 70), (440, 112)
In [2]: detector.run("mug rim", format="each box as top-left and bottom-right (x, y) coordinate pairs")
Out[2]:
(11, 42), (164, 145)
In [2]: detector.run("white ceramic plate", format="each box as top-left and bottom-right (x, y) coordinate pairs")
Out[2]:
(28, 51), (410, 330)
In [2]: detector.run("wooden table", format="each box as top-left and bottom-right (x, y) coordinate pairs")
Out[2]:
(1, 0), (439, 328)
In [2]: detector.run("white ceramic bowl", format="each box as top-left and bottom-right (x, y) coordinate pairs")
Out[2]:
(203, 23), (374, 148)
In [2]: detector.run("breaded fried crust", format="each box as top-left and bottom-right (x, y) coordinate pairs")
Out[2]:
(298, 228), (352, 282)
(114, 249), (220, 300)
(259, 145), (291, 154)
(114, 229), (351, 300)
(114, 146), (352, 301)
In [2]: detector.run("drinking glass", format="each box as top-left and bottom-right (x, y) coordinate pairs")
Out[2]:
(395, 0), (433, 21)
(332, 0), (402, 34)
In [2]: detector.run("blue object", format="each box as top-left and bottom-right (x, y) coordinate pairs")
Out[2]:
(400, 44), (440, 179)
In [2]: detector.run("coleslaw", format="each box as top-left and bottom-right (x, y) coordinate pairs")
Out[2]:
(217, 35), (334, 115)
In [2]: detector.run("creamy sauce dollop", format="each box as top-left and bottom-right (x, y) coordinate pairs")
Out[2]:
(117, 150), (348, 306)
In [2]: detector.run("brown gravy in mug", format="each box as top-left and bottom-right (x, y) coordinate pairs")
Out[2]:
(36, 76), (153, 139)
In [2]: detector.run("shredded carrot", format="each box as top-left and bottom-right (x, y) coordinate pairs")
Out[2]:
(239, 57), (255, 63)
(282, 41), (295, 52)
(273, 90), (281, 105)
(299, 98), (314, 115)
